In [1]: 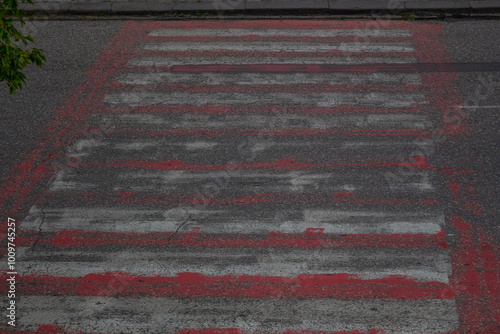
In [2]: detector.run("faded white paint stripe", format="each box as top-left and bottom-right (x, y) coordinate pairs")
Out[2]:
(103, 92), (427, 107)
(91, 113), (430, 129)
(341, 140), (433, 147)
(4, 296), (458, 333)
(64, 139), (435, 163)
(46, 167), (435, 194)
(117, 72), (423, 86)
(20, 207), (444, 235)
(142, 42), (415, 53)
(458, 105), (500, 109)
(7, 247), (451, 282)
(129, 56), (418, 66)
(69, 139), (434, 152)
(149, 28), (413, 37)
(113, 140), (219, 151)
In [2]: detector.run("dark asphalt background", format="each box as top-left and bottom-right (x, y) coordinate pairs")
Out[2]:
(0, 21), (123, 182)
(0, 19), (498, 233)
(443, 21), (500, 237)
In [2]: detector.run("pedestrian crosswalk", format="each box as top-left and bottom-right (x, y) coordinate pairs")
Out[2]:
(0, 21), (487, 333)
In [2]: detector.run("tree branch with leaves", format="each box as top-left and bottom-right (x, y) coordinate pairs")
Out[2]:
(1, 0), (46, 94)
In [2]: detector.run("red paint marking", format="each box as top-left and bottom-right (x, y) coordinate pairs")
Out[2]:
(97, 105), (423, 115)
(447, 214), (500, 332)
(6, 328), (388, 334)
(478, 232), (500, 330)
(0, 22), (149, 230)
(410, 24), (472, 136)
(178, 329), (244, 334)
(9, 325), (84, 334)
(447, 177), (484, 216)
(333, 192), (354, 199)
(409, 25), (496, 331)
(3, 272), (452, 300)
(16, 230), (447, 249)
(332, 198), (440, 205)
(9, 325), (386, 334)
(177, 329), (386, 334)
(17, 328), (387, 334)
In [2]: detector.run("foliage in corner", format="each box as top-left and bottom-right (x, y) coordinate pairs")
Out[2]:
(0, 0), (46, 95)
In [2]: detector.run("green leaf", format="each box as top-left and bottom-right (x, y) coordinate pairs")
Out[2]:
(1, 0), (45, 94)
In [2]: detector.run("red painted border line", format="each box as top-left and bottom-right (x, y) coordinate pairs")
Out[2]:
(2, 272), (453, 300)
(448, 214), (500, 333)
(412, 23), (496, 331)
(72, 158), (478, 174)
(0, 22), (149, 228)
(96, 105), (423, 115)
(8, 326), (96, 334)
(478, 232), (500, 329)
(39, 191), (439, 207)
(409, 24), (471, 136)
(108, 83), (421, 94)
(414, 21), (495, 332)
(177, 330), (387, 334)
(8, 325), (387, 334)
(68, 157), (476, 175)
(16, 230), (447, 249)
(447, 176), (484, 216)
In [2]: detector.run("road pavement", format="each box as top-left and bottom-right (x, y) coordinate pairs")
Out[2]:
(0, 19), (499, 333)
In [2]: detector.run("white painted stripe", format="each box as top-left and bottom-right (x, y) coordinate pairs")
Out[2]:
(304, 209), (444, 234)
(149, 28), (413, 37)
(66, 138), (106, 158)
(5, 296), (458, 333)
(62, 142), (435, 186)
(104, 170), (429, 181)
(129, 56), (418, 66)
(8, 247), (451, 282)
(458, 105), (500, 109)
(112, 139), (433, 151)
(112, 140), (219, 151)
(142, 42), (415, 53)
(117, 72), (423, 86)
(64, 138), (435, 163)
(91, 113), (430, 129)
(47, 167), (435, 194)
(103, 92), (427, 107)
(20, 207), (444, 235)
(341, 139), (434, 148)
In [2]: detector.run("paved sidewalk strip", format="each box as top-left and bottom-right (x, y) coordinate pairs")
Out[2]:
(23, 0), (500, 15)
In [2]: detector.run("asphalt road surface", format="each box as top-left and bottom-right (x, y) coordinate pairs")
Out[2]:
(0, 19), (499, 333)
